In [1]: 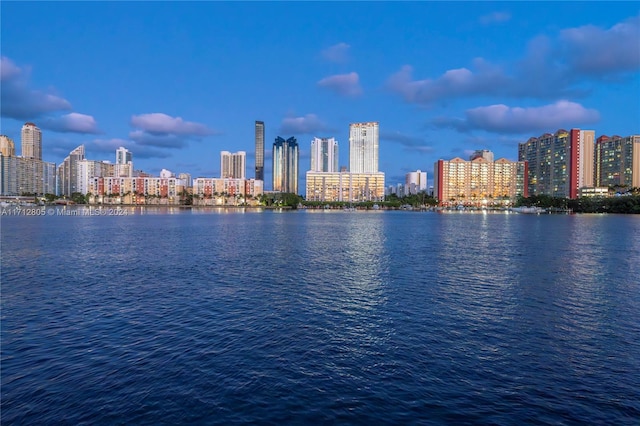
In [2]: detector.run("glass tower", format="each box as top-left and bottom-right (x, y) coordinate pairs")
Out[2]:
(272, 136), (299, 194)
(255, 121), (264, 181)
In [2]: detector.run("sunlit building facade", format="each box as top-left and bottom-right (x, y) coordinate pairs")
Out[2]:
(221, 151), (246, 179)
(405, 170), (427, 195)
(273, 136), (298, 193)
(433, 154), (527, 206)
(518, 129), (595, 198)
(192, 177), (264, 205)
(88, 176), (188, 205)
(0, 135), (15, 157)
(21, 122), (42, 160)
(306, 172), (385, 202)
(595, 135), (640, 188)
(0, 125), (54, 195)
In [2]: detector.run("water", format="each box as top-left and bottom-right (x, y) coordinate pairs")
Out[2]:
(2, 209), (639, 424)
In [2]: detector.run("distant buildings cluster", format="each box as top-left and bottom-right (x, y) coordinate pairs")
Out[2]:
(0, 121), (638, 206)
(433, 129), (640, 207)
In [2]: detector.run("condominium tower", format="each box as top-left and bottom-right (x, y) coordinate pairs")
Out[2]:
(0, 135), (15, 157)
(406, 170), (427, 195)
(57, 145), (86, 196)
(349, 122), (379, 173)
(306, 122), (384, 203)
(595, 135), (640, 188)
(115, 146), (133, 177)
(273, 136), (298, 194)
(21, 122), (42, 160)
(518, 129), (594, 198)
(255, 121), (265, 181)
(433, 152), (527, 206)
(221, 151), (246, 179)
(310, 137), (339, 172)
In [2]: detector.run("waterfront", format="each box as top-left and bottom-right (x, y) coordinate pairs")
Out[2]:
(1, 211), (639, 424)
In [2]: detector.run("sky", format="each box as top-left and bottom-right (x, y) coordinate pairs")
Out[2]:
(1, 1), (639, 191)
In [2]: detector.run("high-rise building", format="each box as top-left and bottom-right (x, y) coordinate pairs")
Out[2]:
(77, 160), (115, 195)
(273, 136), (298, 193)
(1, 127), (54, 195)
(115, 147), (133, 177)
(306, 123), (384, 202)
(116, 146), (132, 165)
(306, 172), (385, 202)
(470, 150), (494, 163)
(0, 156), (56, 196)
(58, 145), (86, 196)
(518, 129), (594, 198)
(405, 170), (427, 195)
(221, 151), (246, 179)
(21, 122), (42, 160)
(595, 135), (640, 188)
(349, 122), (379, 173)
(433, 153), (527, 206)
(0, 135), (16, 157)
(178, 173), (193, 188)
(310, 137), (339, 172)
(255, 121), (265, 181)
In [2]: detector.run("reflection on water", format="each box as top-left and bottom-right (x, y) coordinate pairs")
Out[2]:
(1, 211), (639, 424)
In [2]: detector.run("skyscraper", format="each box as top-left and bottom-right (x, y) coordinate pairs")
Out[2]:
(349, 122), (379, 173)
(405, 170), (427, 195)
(310, 137), (339, 172)
(306, 123), (384, 203)
(21, 122), (42, 160)
(595, 135), (640, 188)
(116, 146), (132, 165)
(57, 145), (86, 196)
(255, 121), (265, 181)
(273, 136), (298, 194)
(221, 150), (246, 179)
(518, 129), (594, 198)
(0, 135), (15, 157)
(115, 147), (133, 177)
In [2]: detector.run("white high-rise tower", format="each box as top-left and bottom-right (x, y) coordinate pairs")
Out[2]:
(310, 137), (339, 172)
(349, 122), (379, 173)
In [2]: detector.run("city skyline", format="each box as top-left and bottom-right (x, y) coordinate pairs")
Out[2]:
(1, 2), (638, 188)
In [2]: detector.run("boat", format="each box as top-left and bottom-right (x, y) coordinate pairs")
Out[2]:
(510, 206), (547, 214)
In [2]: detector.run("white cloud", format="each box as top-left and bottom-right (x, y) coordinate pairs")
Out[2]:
(280, 114), (329, 135)
(479, 11), (511, 25)
(0, 56), (72, 119)
(321, 42), (351, 63)
(130, 113), (212, 136)
(559, 14), (640, 74)
(317, 72), (363, 97)
(432, 100), (600, 134)
(41, 113), (100, 134)
(387, 15), (640, 105)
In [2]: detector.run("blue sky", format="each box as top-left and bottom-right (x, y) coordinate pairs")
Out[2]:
(1, 1), (639, 190)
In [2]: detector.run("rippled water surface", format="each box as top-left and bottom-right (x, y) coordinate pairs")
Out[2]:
(2, 210), (639, 424)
